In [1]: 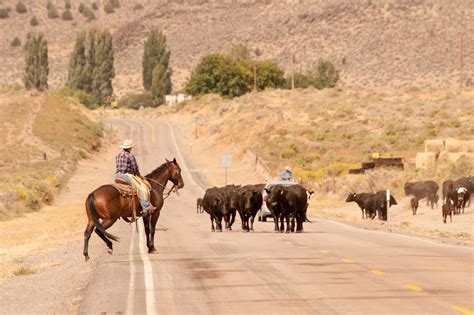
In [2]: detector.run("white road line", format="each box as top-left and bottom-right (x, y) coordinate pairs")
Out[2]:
(126, 226), (136, 314)
(159, 120), (205, 194)
(138, 221), (157, 315)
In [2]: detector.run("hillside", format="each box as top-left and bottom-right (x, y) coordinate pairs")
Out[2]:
(0, 0), (472, 95)
(159, 87), (474, 196)
(0, 86), (103, 220)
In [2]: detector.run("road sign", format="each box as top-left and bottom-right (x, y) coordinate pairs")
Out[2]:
(221, 154), (232, 168)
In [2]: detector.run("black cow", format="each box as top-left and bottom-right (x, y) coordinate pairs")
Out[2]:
(345, 192), (374, 219)
(202, 187), (228, 232)
(452, 186), (469, 214)
(404, 180), (439, 208)
(442, 199), (455, 223)
(442, 180), (454, 204)
(221, 184), (241, 230)
(427, 193), (439, 209)
(236, 185), (263, 232)
(265, 184), (308, 233)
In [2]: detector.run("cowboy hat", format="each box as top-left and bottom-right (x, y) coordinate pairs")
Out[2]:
(119, 139), (135, 149)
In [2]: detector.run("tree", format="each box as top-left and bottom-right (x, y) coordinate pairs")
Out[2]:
(185, 54), (249, 97)
(0, 8), (10, 18)
(104, 2), (115, 14)
(68, 28), (115, 105)
(30, 16), (39, 26)
(150, 65), (167, 105)
(24, 32), (49, 91)
(15, 2), (27, 13)
(310, 58), (339, 89)
(240, 59), (285, 91)
(142, 28), (172, 94)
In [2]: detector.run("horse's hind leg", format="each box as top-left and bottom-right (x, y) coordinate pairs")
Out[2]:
(147, 211), (161, 254)
(83, 220), (94, 262)
(95, 228), (113, 254)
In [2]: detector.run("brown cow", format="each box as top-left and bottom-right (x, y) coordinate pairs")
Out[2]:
(442, 199), (454, 223)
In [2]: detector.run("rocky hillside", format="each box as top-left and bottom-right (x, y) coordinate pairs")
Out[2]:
(0, 0), (472, 95)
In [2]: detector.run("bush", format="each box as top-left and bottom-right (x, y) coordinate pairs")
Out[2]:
(57, 87), (95, 109)
(65, 0), (71, 9)
(47, 5), (59, 19)
(104, 2), (115, 13)
(0, 8), (10, 18)
(133, 4), (144, 10)
(82, 7), (95, 20)
(310, 59), (339, 89)
(91, 2), (98, 10)
(78, 3), (85, 13)
(15, 2), (27, 13)
(30, 16), (39, 26)
(118, 92), (154, 109)
(10, 37), (21, 47)
(110, 0), (120, 8)
(62, 9), (73, 20)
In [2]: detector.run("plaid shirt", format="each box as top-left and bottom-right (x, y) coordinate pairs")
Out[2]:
(116, 151), (140, 175)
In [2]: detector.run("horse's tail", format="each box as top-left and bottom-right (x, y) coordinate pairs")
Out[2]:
(86, 193), (119, 242)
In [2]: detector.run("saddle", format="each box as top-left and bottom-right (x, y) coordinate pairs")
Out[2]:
(113, 179), (138, 198)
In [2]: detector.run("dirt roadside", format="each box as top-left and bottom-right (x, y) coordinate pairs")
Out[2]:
(161, 111), (473, 245)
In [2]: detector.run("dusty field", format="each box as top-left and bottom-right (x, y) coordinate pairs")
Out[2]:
(0, 0), (472, 94)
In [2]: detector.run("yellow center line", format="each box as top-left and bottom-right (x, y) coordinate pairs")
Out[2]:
(146, 122), (155, 144)
(284, 241), (292, 244)
(453, 306), (474, 315)
(319, 249), (330, 253)
(405, 284), (423, 292)
(371, 270), (385, 275)
(342, 258), (354, 263)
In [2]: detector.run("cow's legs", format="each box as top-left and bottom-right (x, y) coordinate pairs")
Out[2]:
(223, 213), (231, 231)
(279, 215), (285, 233)
(272, 214), (279, 232)
(249, 215), (255, 232)
(210, 215), (215, 232)
(285, 215), (291, 233)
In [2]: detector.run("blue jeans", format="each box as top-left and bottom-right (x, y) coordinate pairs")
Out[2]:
(115, 173), (150, 210)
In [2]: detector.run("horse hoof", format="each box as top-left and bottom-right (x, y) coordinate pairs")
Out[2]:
(148, 249), (157, 254)
(107, 249), (113, 255)
(84, 255), (90, 262)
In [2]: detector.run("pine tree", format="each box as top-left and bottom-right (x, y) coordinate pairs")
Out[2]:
(142, 28), (172, 94)
(24, 32), (49, 91)
(68, 28), (114, 105)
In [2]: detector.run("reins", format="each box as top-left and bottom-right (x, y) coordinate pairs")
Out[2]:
(146, 177), (179, 200)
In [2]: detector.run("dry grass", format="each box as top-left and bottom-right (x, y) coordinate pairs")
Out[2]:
(0, 88), (103, 220)
(0, 1), (472, 95)
(12, 266), (35, 277)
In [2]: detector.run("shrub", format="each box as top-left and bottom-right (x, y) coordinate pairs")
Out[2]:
(133, 3), (144, 10)
(11, 37), (21, 47)
(62, 9), (73, 20)
(118, 92), (154, 109)
(57, 87), (95, 108)
(15, 2), (27, 13)
(47, 5), (59, 19)
(82, 7), (95, 20)
(104, 2), (115, 13)
(0, 8), (10, 18)
(30, 16), (39, 26)
(47, 1), (53, 9)
(310, 58), (340, 89)
(109, 0), (120, 8)
(65, 0), (71, 9)
(91, 2), (98, 10)
(280, 147), (297, 159)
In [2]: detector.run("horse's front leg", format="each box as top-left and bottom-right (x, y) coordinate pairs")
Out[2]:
(147, 211), (161, 254)
(143, 215), (151, 250)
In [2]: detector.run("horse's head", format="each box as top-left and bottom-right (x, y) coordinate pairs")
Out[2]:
(166, 158), (185, 189)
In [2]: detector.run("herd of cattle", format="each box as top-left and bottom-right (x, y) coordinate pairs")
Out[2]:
(196, 183), (313, 233)
(196, 176), (473, 232)
(346, 176), (473, 224)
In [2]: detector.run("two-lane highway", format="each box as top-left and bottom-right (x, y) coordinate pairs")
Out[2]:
(78, 118), (473, 314)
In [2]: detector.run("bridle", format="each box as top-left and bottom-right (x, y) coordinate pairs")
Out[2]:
(146, 163), (181, 200)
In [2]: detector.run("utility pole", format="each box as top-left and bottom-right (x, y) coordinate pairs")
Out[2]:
(253, 64), (257, 92)
(460, 32), (464, 90)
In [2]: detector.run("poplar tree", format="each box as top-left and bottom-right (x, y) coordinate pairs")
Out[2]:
(68, 28), (114, 105)
(142, 28), (172, 94)
(24, 32), (49, 91)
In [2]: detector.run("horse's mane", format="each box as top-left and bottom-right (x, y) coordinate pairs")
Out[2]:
(146, 162), (169, 178)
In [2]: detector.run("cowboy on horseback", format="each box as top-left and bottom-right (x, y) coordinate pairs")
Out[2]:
(115, 139), (156, 216)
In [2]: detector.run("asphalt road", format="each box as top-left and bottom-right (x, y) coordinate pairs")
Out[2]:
(77, 118), (473, 315)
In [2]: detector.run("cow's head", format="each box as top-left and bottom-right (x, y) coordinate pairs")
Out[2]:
(266, 185), (285, 206)
(345, 193), (357, 202)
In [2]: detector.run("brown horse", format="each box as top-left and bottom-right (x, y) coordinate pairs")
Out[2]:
(83, 158), (184, 261)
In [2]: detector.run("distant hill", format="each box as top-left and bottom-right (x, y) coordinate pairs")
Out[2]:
(0, 0), (472, 95)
